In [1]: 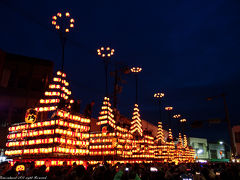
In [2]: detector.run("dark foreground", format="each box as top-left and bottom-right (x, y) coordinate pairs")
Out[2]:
(0, 161), (239, 180)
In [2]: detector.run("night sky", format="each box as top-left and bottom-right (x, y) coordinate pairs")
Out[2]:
(1, 0), (240, 143)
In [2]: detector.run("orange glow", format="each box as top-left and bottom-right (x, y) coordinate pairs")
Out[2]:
(130, 67), (142, 73)
(16, 165), (25, 172)
(97, 47), (114, 58)
(66, 12), (70, 17)
(165, 107), (173, 111)
(173, 114), (181, 118)
(154, 93), (164, 98)
(5, 70), (195, 164)
(130, 104), (143, 136)
(180, 119), (186, 123)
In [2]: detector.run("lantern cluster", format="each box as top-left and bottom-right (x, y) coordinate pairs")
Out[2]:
(130, 67), (142, 73)
(97, 97), (115, 128)
(130, 104), (143, 136)
(5, 69), (195, 165)
(52, 12), (75, 33)
(97, 47), (115, 58)
(154, 93), (165, 98)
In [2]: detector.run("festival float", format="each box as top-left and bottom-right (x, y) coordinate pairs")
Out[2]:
(4, 11), (195, 167)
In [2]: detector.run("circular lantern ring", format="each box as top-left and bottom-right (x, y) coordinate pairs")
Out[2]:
(52, 12), (75, 33)
(130, 67), (142, 73)
(97, 47), (115, 58)
(154, 92), (164, 98)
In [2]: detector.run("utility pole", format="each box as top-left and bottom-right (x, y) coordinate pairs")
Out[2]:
(222, 93), (235, 156)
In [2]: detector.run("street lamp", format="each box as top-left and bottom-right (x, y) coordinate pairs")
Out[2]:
(52, 12), (75, 71)
(165, 107), (173, 130)
(97, 47), (115, 96)
(218, 140), (232, 160)
(131, 67), (142, 104)
(154, 93), (165, 123)
(196, 149), (203, 159)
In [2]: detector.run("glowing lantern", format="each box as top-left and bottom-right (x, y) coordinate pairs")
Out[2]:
(112, 138), (117, 148)
(102, 126), (108, 134)
(16, 165), (25, 172)
(25, 108), (37, 124)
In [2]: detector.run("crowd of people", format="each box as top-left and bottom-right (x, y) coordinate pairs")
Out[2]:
(0, 161), (239, 180)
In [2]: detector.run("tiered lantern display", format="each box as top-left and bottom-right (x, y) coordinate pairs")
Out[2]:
(175, 133), (184, 164)
(97, 97), (115, 130)
(5, 71), (91, 164)
(89, 97), (133, 160)
(164, 129), (175, 163)
(5, 71), (196, 165)
(131, 135), (155, 161)
(130, 104), (143, 136)
(155, 122), (167, 162)
(182, 134), (195, 163)
(130, 104), (155, 161)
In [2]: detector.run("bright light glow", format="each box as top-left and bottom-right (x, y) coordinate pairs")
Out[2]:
(173, 114), (181, 118)
(180, 119), (186, 122)
(165, 107), (173, 111)
(57, 13), (62, 17)
(219, 141), (224, 145)
(52, 12), (74, 32)
(197, 149), (203, 154)
(97, 47), (114, 58)
(66, 12), (70, 17)
(130, 67), (142, 73)
(154, 93), (164, 98)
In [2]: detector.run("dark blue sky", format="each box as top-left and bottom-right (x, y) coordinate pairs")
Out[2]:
(1, 0), (240, 142)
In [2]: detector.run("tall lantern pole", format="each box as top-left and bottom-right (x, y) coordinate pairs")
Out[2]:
(130, 67), (142, 104)
(97, 47), (115, 162)
(173, 114), (181, 134)
(52, 12), (75, 71)
(154, 93), (165, 123)
(165, 107), (173, 130)
(97, 47), (115, 97)
(180, 118), (187, 135)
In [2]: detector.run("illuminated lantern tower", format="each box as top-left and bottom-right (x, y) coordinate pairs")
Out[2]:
(164, 129), (175, 163)
(175, 133), (183, 163)
(154, 122), (166, 161)
(182, 134), (189, 162)
(97, 97), (115, 130)
(130, 67), (143, 137)
(89, 47), (133, 163)
(156, 122), (165, 144)
(5, 70), (91, 166)
(130, 104), (143, 136)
